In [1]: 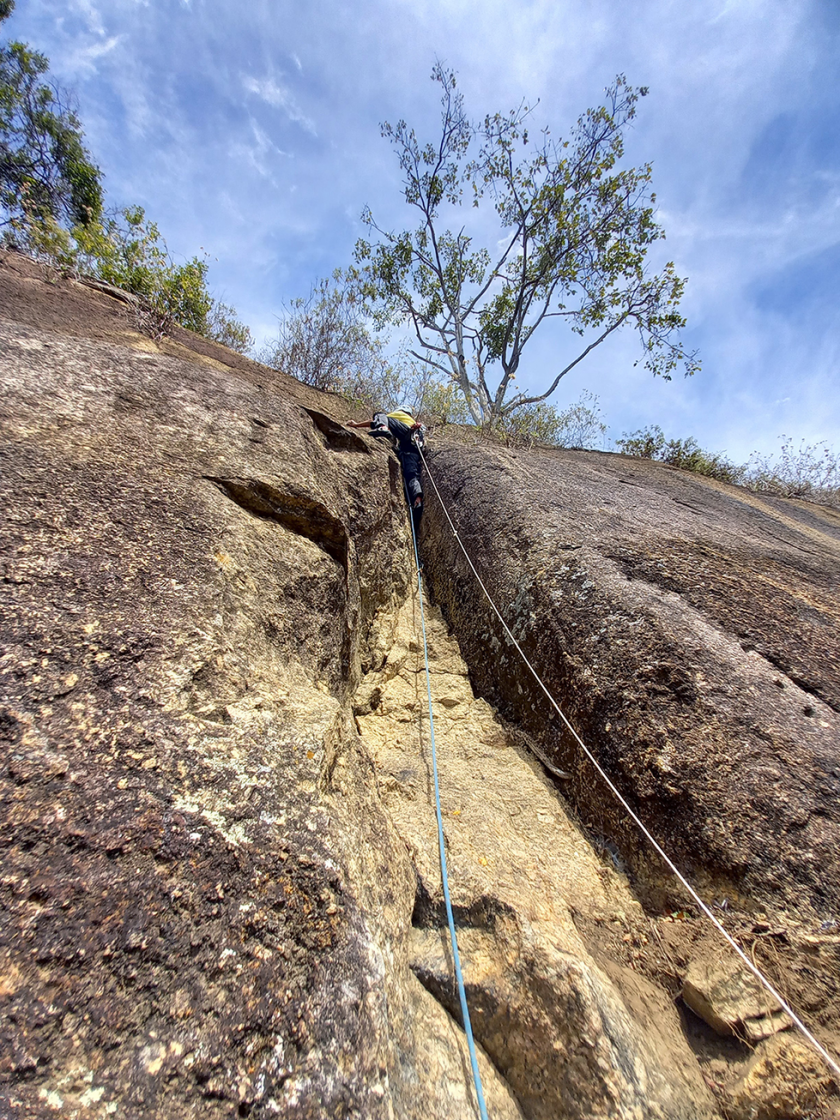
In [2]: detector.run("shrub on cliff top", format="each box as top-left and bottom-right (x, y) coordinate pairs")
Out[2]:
(491, 391), (608, 450)
(617, 425), (743, 484)
(744, 437), (840, 504)
(74, 206), (213, 338)
(618, 425), (839, 507)
(259, 274), (388, 393)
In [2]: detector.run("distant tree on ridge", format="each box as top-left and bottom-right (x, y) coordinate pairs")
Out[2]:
(354, 63), (698, 427)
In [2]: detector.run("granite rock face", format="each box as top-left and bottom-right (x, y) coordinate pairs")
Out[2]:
(356, 594), (717, 1119)
(1, 253), (838, 1118)
(681, 944), (791, 1041)
(420, 438), (840, 1117)
(0, 255), (523, 1118)
(726, 1034), (837, 1120)
(421, 438), (840, 918)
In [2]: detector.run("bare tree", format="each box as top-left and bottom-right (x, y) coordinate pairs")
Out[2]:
(259, 274), (384, 388)
(259, 273), (410, 410)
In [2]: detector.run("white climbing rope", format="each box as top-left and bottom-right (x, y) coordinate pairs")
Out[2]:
(419, 447), (840, 1082)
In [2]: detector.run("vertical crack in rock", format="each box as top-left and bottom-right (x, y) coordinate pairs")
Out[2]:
(353, 587), (719, 1120)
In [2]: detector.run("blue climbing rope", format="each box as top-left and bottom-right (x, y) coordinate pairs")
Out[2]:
(405, 495), (490, 1120)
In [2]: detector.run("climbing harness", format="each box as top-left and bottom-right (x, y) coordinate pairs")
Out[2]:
(417, 447), (840, 1083)
(404, 476), (489, 1120)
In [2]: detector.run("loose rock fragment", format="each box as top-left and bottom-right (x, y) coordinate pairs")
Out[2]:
(682, 944), (791, 1040)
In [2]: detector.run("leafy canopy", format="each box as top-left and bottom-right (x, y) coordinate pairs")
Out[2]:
(1, 2), (102, 233)
(0, 4), (251, 350)
(354, 64), (698, 426)
(75, 206), (253, 349)
(75, 206), (212, 334)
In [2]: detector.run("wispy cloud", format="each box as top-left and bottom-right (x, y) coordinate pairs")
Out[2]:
(66, 34), (122, 76)
(69, 0), (106, 36)
(242, 75), (317, 135)
(234, 119), (290, 183)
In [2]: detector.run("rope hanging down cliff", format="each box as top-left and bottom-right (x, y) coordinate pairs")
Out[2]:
(418, 447), (840, 1083)
(404, 475), (489, 1120)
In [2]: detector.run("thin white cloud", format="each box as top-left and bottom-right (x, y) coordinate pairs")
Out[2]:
(66, 35), (122, 76)
(241, 119), (290, 181)
(69, 0), (106, 36)
(242, 75), (317, 135)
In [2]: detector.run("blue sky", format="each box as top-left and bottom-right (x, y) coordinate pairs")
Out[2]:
(6, 0), (839, 459)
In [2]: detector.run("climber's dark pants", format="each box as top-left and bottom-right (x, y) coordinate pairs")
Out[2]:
(398, 449), (423, 505)
(397, 444), (423, 532)
(373, 414), (424, 515)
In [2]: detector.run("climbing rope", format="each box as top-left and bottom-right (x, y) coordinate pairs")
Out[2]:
(405, 490), (490, 1120)
(418, 448), (840, 1082)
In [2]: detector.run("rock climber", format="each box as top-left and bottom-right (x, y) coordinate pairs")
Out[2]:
(347, 408), (426, 528)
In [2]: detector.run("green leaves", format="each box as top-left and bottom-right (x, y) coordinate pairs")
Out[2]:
(1, 19), (250, 348)
(355, 66), (697, 425)
(206, 301), (253, 354)
(72, 206), (216, 336)
(616, 425), (745, 486)
(624, 430), (840, 504)
(493, 390), (607, 449)
(1, 36), (102, 233)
